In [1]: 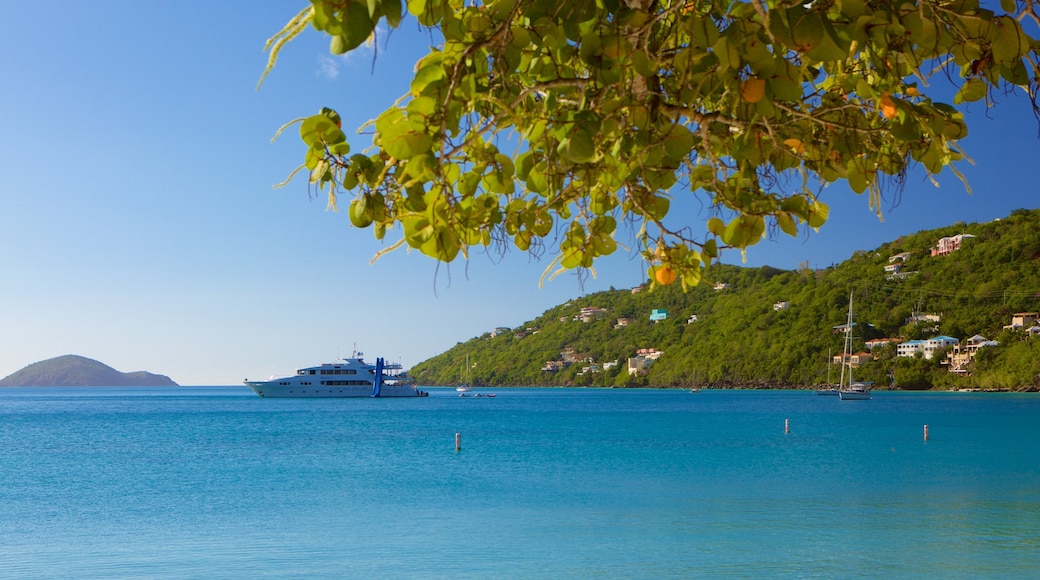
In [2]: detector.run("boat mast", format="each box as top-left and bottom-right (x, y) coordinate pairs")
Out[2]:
(841, 290), (854, 388)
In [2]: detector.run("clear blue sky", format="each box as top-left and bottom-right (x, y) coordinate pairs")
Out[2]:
(2, 2), (1037, 385)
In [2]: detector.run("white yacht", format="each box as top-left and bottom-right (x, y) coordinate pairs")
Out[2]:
(244, 355), (428, 398)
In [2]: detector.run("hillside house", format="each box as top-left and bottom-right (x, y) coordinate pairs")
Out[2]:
(773, 301), (790, 311)
(630, 285), (645, 294)
(832, 352), (873, 367)
(636, 348), (664, 360)
(713, 282), (731, 291)
(490, 327), (512, 337)
(832, 322), (857, 334)
(576, 306), (609, 322)
(650, 309), (668, 322)
(897, 339), (926, 358)
(884, 263), (902, 274)
(627, 357), (648, 376)
(930, 234), (975, 256)
(889, 252), (911, 263)
(944, 335), (999, 373)
(541, 360), (568, 372)
(906, 312), (941, 325)
(865, 338), (897, 350)
(628, 350), (664, 376)
(923, 335), (960, 359)
(687, 314), (699, 324)
(1003, 312), (1038, 330)
(614, 318), (631, 328)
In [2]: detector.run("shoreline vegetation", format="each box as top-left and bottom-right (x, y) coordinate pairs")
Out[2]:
(412, 209), (1040, 392)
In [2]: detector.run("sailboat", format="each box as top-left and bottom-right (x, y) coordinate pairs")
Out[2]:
(456, 354), (472, 393)
(837, 290), (872, 400)
(815, 348), (839, 395)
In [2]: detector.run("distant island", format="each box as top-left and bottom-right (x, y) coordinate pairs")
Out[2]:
(0, 355), (178, 387)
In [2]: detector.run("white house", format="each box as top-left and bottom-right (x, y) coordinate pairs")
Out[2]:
(923, 335), (960, 359)
(897, 339), (926, 358)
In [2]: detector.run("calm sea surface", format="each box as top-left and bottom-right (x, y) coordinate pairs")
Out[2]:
(1, 387), (1037, 578)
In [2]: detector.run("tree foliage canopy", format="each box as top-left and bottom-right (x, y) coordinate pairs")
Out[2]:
(262, 0), (1040, 287)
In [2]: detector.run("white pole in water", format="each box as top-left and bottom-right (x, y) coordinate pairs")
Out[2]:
(923, 425), (929, 441)
(455, 432), (461, 451)
(785, 419), (790, 434)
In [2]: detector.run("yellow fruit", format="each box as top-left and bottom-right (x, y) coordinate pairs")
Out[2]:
(741, 78), (766, 103)
(879, 93), (898, 120)
(655, 266), (677, 286)
(783, 138), (805, 154)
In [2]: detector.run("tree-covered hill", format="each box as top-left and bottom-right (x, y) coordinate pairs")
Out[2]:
(0, 355), (178, 387)
(412, 209), (1040, 391)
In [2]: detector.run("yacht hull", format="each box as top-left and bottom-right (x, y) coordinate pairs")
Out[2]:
(246, 383), (427, 398)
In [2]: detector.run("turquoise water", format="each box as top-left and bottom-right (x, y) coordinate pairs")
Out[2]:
(1, 387), (1037, 578)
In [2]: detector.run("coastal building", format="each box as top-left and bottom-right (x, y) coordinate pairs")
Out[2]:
(897, 339), (926, 358)
(906, 312), (941, 325)
(627, 357), (648, 376)
(832, 352), (873, 367)
(930, 234), (975, 256)
(944, 335), (999, 373)
(576, 306), (609, 322)
(1004, 312), (1038, 330)
(898, 335), (969, 360)
(541, 360), (568, 372)
(923, 335), (960, 359)
(628, 350), (663, 376)
(865, 338), (897, 350)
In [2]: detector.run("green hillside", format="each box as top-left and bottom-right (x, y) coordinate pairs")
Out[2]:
(412, 208), (1040, 391)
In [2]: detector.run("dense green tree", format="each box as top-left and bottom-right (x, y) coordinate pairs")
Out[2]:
(263, 0), (1039, 287)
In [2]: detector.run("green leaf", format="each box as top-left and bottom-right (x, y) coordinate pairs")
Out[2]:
(383, 0), (403, 27)
(707, 217), (726, 236)
(992, 16), (1028, 64)
(806, 201), (829, 228)
(559, 129), (596, 163)
(767, 75), (802, 102)
(335, 1), (375, 53)
(299, 115), (344, 148)
(777, 212), (799, 237)
(954, 78), (987, 104)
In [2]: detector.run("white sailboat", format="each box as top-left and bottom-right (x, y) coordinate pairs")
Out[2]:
(815, 348), (839, 395)
(456, 354), (472, 392)
(837, 290), (872, 400)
